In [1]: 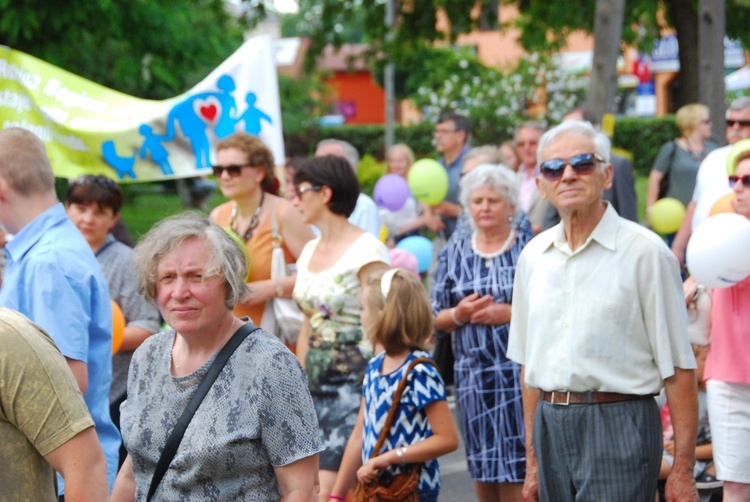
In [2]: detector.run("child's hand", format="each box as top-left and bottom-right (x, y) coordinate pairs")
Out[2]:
(664, 440), (675, 456)
(357, 457), (387, 484)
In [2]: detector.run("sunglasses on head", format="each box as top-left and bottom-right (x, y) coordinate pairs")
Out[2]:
(729, 174), (750, 188)
(726, 119), (750, 128)
(540, 153), (604, 180)
(211, 164), (250, 177)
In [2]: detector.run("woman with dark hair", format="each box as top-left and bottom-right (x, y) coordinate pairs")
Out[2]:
(292, 155), (390, 501)
(65, 175), (161, 466)
(210, 133), (314, 337)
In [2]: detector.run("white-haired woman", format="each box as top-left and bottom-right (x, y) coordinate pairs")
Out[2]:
(112, 213), (321, 502)
(431, 165), (532, 502)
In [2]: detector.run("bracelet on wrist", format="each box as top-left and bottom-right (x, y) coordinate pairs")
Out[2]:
(395, 446), (408, 463)
(450, 307), (465, 326)
(328, 495), (346, 501)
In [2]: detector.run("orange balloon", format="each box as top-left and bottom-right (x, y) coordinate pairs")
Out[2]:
(709, 193), (737, 216)
(111, 300), (125, 354)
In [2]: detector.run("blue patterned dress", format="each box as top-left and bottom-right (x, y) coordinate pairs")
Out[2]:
(362, 350), (446, 499)
(431, 222), (532, 483)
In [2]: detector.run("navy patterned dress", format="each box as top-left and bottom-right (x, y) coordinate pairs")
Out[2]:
(431, 219), (532, 483)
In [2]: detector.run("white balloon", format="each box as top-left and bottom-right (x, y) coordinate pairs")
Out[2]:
(686, 213), (750, 289)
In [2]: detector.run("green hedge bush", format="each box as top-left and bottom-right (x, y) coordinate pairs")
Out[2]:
(306, 116), (680, 179)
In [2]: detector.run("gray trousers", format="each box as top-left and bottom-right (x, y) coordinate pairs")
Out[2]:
(534, 397), (662, 502)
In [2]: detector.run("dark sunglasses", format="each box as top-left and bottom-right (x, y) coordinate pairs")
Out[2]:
(540, 153), (604, 180)
(726, 119), (750, 128)
(211, 164), (250, 177)
(295, 185), (322, 197)
(729, 174), (750, 188)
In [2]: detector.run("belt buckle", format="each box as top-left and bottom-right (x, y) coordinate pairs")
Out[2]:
(550, 391), (571, 406)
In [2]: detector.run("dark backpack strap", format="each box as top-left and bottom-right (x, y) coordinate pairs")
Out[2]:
(146, 321), (261, 501)
(372, 357), (438, 458)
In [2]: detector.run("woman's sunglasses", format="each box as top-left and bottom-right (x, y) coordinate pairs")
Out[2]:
(729, 174), (750, 188)
(539, 153), (604, 180)
(212, 164), (250, 177)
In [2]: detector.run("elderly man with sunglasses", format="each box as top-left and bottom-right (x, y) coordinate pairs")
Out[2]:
(507, 120), (699, 502)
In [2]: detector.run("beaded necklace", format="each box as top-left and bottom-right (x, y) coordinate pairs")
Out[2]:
(229, 192), (265, 242)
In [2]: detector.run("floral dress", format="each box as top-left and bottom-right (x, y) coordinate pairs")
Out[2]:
(293, 232), (389, 470)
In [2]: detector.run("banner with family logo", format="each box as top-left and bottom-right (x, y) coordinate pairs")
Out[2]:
(0, 35), (284, 182)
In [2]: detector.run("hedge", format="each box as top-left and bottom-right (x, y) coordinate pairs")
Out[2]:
(294, 116), (682, 179)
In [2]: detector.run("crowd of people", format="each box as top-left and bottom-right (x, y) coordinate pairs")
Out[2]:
(1, 97), (749, 502)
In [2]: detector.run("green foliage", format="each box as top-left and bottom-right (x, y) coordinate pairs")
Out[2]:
(613, 115), (678, 177)
(272, 0), (499, 70)
(278, 73), (335, 156)
(315, 123), (435, 159)
(0, 0), (247, 99)
(356, 154), (386, 196)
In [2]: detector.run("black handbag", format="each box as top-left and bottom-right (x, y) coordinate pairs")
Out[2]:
(146, 322), (261, 501)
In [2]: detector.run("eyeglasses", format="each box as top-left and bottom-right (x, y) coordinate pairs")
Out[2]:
(729, 174), (750, 188)
(434, 128), (460, 135)
(726, 119), (750, 128)
(295, 185), (322, 197)
(211, 164), (251, 177)
(540, 153), (604, 180)
(516, 141), (538, 148)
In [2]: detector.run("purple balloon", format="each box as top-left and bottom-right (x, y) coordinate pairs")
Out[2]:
(373, 174), (411, 211)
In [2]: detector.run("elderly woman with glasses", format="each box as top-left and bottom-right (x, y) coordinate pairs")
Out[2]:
(65, 175), (161, 465)
(431, 164), (533, 502)
(112, 213), (322, 501)
(210, 133), (314, 342)
(703, 148), (750, 500)
(292, 156), (390, 501)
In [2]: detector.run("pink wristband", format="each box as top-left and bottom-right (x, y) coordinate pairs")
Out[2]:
(329, 495), (346, 501)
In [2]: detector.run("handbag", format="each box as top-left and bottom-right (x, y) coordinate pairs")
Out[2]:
(146, 322), (261, 501)
(260, 205), (304, 345)
(353, 357), (438, 502)
(657, 140), (678, 199)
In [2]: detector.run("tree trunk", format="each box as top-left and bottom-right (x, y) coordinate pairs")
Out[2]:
(698, 0), (727, 145)
(668, 0), (700, 108)
(586, 0), (626, 123)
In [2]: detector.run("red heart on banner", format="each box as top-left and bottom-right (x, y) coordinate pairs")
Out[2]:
(199, 104), (217, 121)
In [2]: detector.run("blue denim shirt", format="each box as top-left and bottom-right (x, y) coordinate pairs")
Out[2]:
(0, 203), (120, 492)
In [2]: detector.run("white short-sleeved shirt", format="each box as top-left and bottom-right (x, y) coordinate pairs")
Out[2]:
(691, 145), (732, 230)
(507, 204), (696, 394)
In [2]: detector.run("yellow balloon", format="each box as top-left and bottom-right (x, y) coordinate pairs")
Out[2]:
(379, 225), (388, 243)
(710, 193), (737, 216)
(111, 300), (125, 355)
(650, 197), (686, 234)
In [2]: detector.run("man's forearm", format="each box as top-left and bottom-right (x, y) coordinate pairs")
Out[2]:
(664, 368), (698, 472)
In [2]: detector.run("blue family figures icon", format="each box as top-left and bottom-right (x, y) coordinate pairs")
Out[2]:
(213, 75), (238, 140)
(239, 92), (272, 136)
(101, 140), (137, 180)
(165, 92), (220, 169)
(139, 124), (173, 175)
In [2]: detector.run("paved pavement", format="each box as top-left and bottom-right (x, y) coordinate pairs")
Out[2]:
(437, 397), (476, 501)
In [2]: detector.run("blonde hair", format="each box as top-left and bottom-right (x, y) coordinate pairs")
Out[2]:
(675, 103), (710, 135)
(386, 144), (415, 171)
(365, 269), (432, 354)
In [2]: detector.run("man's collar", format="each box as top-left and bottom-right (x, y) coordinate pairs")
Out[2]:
(546, 202), (618, 255)
(5, 203), (67, 262)
(440, 145), (470, 169)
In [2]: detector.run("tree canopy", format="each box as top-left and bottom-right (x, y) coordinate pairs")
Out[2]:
(0, 0), (247, 99)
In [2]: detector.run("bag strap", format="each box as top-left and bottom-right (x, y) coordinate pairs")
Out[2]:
(270, 203), (282, 249)
(146, 322), (261, 501)
(666, 140), (678, 176)
(372, 357), (438, 458)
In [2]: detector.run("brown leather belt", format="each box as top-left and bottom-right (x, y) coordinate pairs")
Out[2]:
(541, 391), (657, 406)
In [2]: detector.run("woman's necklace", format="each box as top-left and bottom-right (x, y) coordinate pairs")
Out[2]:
(471, 228), (517, 269)
(229, 192), (265, 242)
(683, 137), (707, 162)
